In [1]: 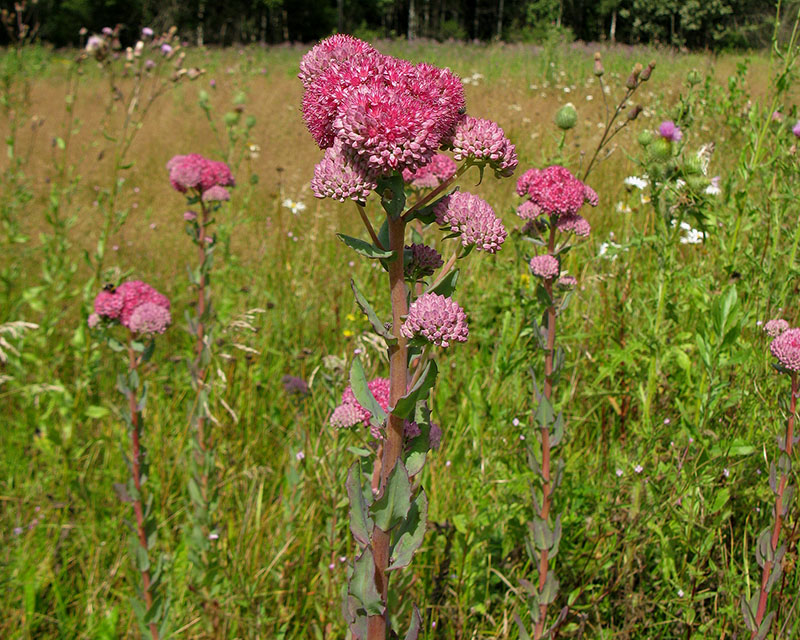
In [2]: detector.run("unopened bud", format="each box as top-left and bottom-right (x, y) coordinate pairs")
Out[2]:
(626, 63), (642, 90)
(555, 103), (578, 130)
(125, 46), (133, 62)
(134, 41), (143, 57)
(627, 105), (642, 121)
(593, 52), (604, 77)
(638, 130), (654, 147)
(686, 175), (709, 191)
(687, 69), (701, 86)
(640, 61), (655, 82)
(684, 156), (703, 176)
(650, 137), (672, 162)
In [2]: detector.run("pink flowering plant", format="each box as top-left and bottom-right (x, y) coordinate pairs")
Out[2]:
(512, 164), (597, 639)
(740, 327), (799, 639)
(167, 152), (234, 627)
(300, 34), (516, 639)
(88, 280), (173, 640)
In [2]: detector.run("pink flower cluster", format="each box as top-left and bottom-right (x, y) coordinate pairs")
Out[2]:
(310, 139), (378, 201)
(405, 243), (444, 279)
(771, 327), (800, 371)
(167, 154), (234, 194)
(516, 165), (596, 218)
(301, 38), (464, 178)
(529, 254), (560, 280)
(92, 281), (172, 334)
(764, 318), (789, 338)
(434, 191), (507, 253)
(331, 377), (421, 440)
(448, 115), (518, 177)
(401, 153), (457, 189)
(401, 293), (469, 347)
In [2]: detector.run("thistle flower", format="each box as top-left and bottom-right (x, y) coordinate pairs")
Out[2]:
(529, 254), (560, 279)
(764, 318), (789, 338)
(401, 293), (469, 347)
(401, 153), (457, 189)
(405, 244), (444, 279)
(141, 27), (154, 38)
(310, 140), (378, 202)
(298, 34), (378, 89)
(128, 302), (172, 335)
(793, 120), (800, 138)
(658, 120), (683, 142)
(448, 115), (518, 177)
(770, 328), (800, 370)
(434, 191), (507, 253)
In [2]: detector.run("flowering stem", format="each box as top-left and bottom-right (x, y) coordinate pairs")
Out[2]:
(751, 370), (797, 637)
(126, 338), (160, 640)
(582, 87), (634, 181)
(534, 223), (558, 640)
(195, 198), (210, 467)
(368, 213), (408, 640)
(402, 162), (470, 222)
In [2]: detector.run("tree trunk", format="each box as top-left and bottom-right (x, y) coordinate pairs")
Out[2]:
(408, 0), (417, 40)
(610, 9), (617, 43)
(197, 0), (205, 46)
(496, 0), (504, 40)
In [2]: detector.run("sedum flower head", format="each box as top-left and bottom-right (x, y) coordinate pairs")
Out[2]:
(556, 213), (591, 237)
(529, 254), (560, 279)
(167, 154), (234, 193)
(402, 153), (457, 189)
(298, 35), (378, 89)
(401, 293), (469, 347)
(434, 191), (507, 253)
(115, 280), (171, 328)
(330, 402), (365, 428)
(310, 139), (378, 202)
(448, 115), (518, 177)
(517, 165), (591, 217)
(764, 318), (789, 338)
(128, 301), (172, 335)
(94, 289), (125, 319)
(405, 243), (444, 279)
(202, 185), (231, 202)
(771, 327), (800, 370)
(517, 199), (543, 220)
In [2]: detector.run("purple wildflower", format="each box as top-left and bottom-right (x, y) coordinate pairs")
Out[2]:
(659, 120), (683, 142)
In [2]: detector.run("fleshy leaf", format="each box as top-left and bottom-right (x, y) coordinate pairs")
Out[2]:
(349, 548), (384, 616)
(391, 360), (438, 420)
(371, 460), (411, 531)
(388, 490), (428, 571)
(351, 279), (396, 342)
(347, 462), (372, 547)
(338, 233), (394, 259)
(378, 173), (406, 219)
(425, 269), (459, 297)
(403, 604), (423, 640)
(350, 357), (387, 428)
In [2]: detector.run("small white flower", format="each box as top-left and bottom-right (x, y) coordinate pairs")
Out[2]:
(615, 468), (623, 477)
(723, 468), (730, 478)
(677, 589), (684, 598)
(585, 94), (594, 101)
(615, 201), (633, 214)
(680, 228), (704, 245)
(512, 418), (520, 427)
(634, 464), (643, 474)
(282, 199), (307, 215)
(624, 175), (648, 190)
(296, 451), (305, 461)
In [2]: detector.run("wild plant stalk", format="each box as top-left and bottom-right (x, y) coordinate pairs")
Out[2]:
(300, 35), (515, 639)
(513, 165), (596, 639)
(89, 280), (173, 639)
(166, 153), (235, 632)
(742, 331), (799, 639)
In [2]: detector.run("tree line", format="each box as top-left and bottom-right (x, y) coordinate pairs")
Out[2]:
(1, 0), (791, 50)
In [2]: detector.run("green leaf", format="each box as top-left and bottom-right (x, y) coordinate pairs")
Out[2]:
(426, 269), (459, 297)
(351, 279), (396, 342)
(389, 490), (427, 571)
(377, 173), (406, 218)
(404, 604), (422, 640)
(349, 549), (384, 616)
(534, 395), (554, 429)
(370, 460), (411, 531)
(349, 357), (387, 429)
(85, 405), (110, 419)
(337, 233), (394, 259)
(540, 572), (559, 605)
(391, 361), (438, 420)
(346, 463), (372, 547)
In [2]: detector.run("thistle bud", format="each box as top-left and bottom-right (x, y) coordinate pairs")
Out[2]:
(593, 52), (604, 77)
(684, 156), (703, 176)
(687, 69), (701, 86)
(686, 175), (709, 191)
(555, 103), (578, 130)
(640, 61), (655, 82)
(627, 105), (642, 121)
(638, 130), (654, 147)
(626, 63), (642, 90)
(650, 137), (672, 162)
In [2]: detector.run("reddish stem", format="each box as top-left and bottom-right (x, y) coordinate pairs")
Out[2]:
(127, 340), (160, 640)
(367, 213), (408, 640)
(751, 371), (797, 637)
(534, 224), (558, 639)
(195, 199), (209, 487)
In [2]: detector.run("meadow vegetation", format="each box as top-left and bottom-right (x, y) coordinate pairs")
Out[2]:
(2, 30), (800, 639)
